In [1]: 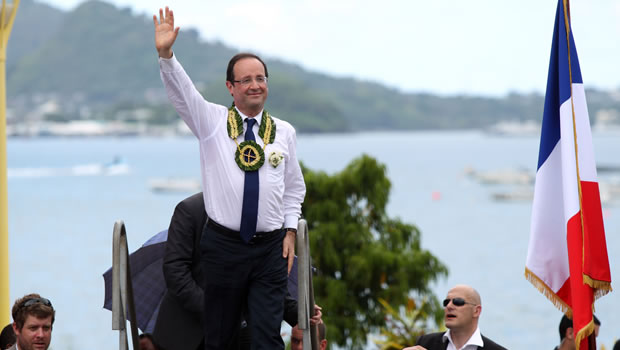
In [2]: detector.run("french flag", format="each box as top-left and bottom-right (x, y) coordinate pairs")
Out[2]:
(525, 1), (612, 350)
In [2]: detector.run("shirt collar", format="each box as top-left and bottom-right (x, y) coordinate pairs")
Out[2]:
(443, 327), (484, 349)
(235, 107), (263, 126)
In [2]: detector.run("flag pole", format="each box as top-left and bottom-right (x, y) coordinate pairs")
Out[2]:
(561, 1), (587, 348)
(562, 2), (598, 349)
(0, 0), (19, 326)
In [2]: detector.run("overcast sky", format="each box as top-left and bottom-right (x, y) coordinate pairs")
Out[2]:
(40, 0), (620, 97)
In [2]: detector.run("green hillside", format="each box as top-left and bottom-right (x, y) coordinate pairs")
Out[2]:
(6, 0), (620, 133)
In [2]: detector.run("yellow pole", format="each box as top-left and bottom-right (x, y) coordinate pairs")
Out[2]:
(0, 0), (19, 326)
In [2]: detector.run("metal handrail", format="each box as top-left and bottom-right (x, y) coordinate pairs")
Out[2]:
(111, 220), (140, 350)
(296, 219), (318, 350)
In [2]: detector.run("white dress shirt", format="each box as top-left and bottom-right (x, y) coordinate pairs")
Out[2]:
(159, 54), (306, 232)
(443, 327), (484, 350)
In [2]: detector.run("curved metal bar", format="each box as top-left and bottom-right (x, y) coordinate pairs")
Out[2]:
(296, 219), (318, 350)
(111, 220), (140, 350)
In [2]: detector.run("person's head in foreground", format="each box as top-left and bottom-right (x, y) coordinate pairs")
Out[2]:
(11, 294), (55, 350)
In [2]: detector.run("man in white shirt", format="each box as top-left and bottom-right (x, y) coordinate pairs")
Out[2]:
(9, 294), (55, 350)
(403, 285), (507, 350)
(153, 7), (306, 350)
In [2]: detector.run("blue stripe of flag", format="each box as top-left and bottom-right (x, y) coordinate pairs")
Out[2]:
(537, 0), (584, 171)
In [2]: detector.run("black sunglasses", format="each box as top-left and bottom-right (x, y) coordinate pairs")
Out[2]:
(22, 297), (53, 309)
(442, 298), (474, 307)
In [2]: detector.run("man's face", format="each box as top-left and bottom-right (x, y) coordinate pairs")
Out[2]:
(226, 57), (268, 116)
(561, 327), (576, 350)
(13, 315), (53, 350)
(594, 324), (600, 337)
(139, 336), (157, 350)
(290, 326), (304, 350)
(443, 286), (480, 331)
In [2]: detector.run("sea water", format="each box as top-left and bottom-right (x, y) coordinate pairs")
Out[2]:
(7, 131), (620, 349)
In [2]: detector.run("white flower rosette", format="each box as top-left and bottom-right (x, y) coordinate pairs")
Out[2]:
(268, 151), (284, 168)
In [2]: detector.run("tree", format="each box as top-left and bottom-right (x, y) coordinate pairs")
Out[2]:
(301, 154), (448, 349)
(374, 297), (444, 350)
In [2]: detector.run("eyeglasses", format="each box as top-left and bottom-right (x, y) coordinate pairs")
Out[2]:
(233, 76), (268, 86)
(443, 298), (475, 307)
(22, 298), (53, 309)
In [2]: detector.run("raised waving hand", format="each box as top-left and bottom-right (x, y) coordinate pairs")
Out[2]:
(153, 6), (180, 59)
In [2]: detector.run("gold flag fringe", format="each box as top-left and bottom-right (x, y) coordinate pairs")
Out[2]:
(574, 319), (594, 350)
(524, 268), (570, 313)
(583, 274), (612, 299)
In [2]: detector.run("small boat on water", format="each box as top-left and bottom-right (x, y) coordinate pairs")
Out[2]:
(492, 188), (534, 202)
(492, 181), (620, 204)
(464, 166), (534, 185)
(8, 156), (130, 178)
(148, 178), (202, 193)
(484, 120), (541, 137)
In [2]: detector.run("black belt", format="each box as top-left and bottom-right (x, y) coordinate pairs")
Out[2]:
(207, 219), (282, 242)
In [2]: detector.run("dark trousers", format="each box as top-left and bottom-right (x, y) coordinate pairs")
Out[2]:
(200, 222), (287, 350)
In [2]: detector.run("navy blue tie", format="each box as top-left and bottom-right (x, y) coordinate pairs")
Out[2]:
(240, 118), (259, 242)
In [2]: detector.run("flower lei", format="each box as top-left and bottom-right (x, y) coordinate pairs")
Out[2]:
(227, 104), (276, 172)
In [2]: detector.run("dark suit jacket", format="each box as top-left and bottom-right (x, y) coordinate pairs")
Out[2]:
(153, 193), (299, 350)
(153, 192), (207, 350)
(415, 332), (508, 350)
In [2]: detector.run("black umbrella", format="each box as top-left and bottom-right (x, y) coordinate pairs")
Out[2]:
(103, 229), (168, 333)
(103, 229), (301, 333)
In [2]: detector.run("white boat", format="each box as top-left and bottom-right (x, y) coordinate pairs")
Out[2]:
(484, 120), (541, 137)
(8, 157), (129, 178)
(148, 178), (202, 193)
(492, 181), (620, 204)
(492, 188), (533, 202)
(465, 167), (534, 185)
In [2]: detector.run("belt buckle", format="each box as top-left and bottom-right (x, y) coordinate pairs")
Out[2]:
(248, 234), (259, 245)
(250, 231), (268, 244)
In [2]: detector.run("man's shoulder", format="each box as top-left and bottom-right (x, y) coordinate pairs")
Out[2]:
(481, 334), (508, 350)
(175, 192), (206, 218)
(270, 114), (296, 134)
(6, 344), (17, 350)
(415, 332), (446, 347)
(179, 192), (204, 207)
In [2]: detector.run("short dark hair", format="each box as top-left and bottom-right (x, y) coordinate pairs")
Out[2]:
(559, 314), (572, 341)
(613, 339), (620, 350)
(558, 314), (600, 341)
(139, 333), (154, 341)
(0, 323), (16, 349)
(226, 53), (268, 84)
(11, 294), (55, 330)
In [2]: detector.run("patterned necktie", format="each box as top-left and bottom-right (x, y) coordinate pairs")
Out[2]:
(240, 118), (259, 242)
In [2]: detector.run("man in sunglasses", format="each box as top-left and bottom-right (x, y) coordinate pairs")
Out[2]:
(403, 285), (507, 350)
(9, 294), (55, 350)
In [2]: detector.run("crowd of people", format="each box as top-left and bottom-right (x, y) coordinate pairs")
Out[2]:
(0, 293), (325, 350)
(4, 288), (620, 350)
